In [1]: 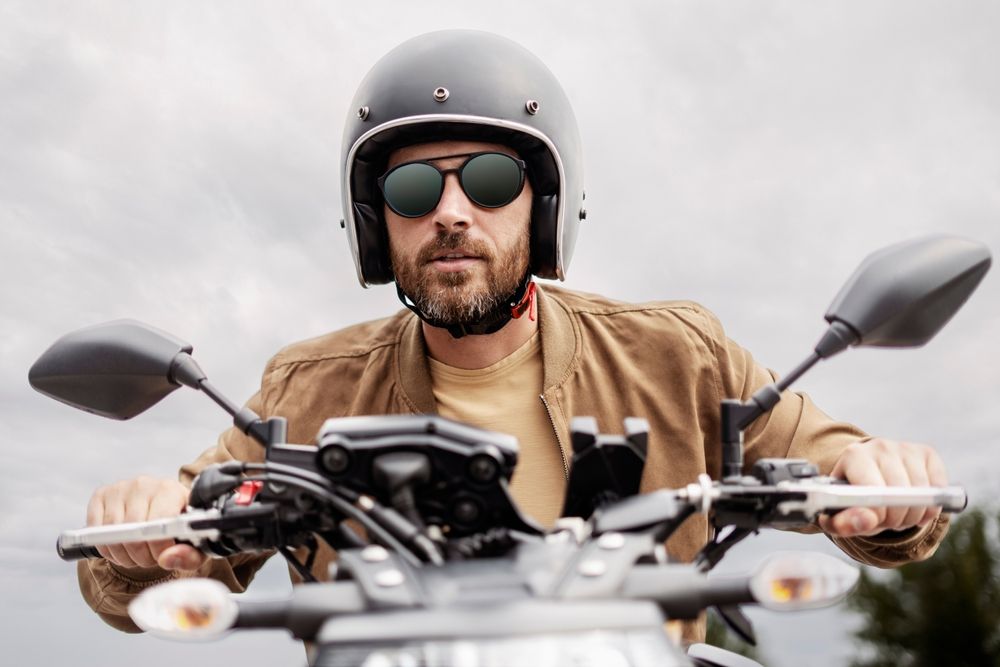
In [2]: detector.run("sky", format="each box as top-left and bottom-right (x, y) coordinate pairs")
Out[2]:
(2, 1), (999, 665)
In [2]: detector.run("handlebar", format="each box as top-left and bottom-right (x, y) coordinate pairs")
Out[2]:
(56, 510), (223, 562)
(681, 474), (968, 517)
(57, 474), (968, 563)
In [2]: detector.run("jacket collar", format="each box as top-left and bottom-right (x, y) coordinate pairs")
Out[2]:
(396, 285), (579, 412)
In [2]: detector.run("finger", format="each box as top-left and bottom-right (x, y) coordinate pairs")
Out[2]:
(919, 448), (945, 526)
(872, 444), (913, 530)
(88, 491), (110, 560)
(900, 447), (933, 527)
(86, 488), (106, 527)
(833, 443), (885, 486)
(99, 485), (137, 567)
(926, 448), (949, 487)
(836, 443), (888, 528)
(101, 484), (125, 526)
(157, 544), (206, 571)
(121, 482), (157, 567)
(106, 539), (139, 568)
(147, 481), (188, 519)
(821, 507), (881, 537)
(146, 483), (189, 560)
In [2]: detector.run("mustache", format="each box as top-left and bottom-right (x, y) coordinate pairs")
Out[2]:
(416, 231), (494, 264)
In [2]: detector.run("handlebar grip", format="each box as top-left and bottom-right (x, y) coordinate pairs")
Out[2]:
(56, 511), (222, 564)
(939, 487), (968, 513)
(57, 539), (102, 561)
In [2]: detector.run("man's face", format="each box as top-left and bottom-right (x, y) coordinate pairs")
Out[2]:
(384, 140), (533, 325)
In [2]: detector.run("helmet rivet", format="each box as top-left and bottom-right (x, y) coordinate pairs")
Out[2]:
(525, 99), (540, 115)
(357, 106), (370, 121)
(433, 87), (450, 102)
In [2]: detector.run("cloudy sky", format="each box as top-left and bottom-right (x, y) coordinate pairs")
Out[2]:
(2, 1), (998, 665)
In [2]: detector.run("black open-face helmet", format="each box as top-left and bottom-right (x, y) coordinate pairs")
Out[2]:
(341, 30), (585, 287)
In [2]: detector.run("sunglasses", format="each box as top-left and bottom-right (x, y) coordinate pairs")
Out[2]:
(378, 152), (527, 218)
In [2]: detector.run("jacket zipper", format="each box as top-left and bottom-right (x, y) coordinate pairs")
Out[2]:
(540, 394), (571, 479)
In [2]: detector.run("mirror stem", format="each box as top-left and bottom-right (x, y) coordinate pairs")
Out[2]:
(197, 378), (245, 420)
(169, 354), (282, 448)
(195, 379), (283, 448)
(720, 351), (823, 480)
(771, 351), (822, 396)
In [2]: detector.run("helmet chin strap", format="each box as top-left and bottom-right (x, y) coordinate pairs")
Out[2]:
(395, 274), (534, 339)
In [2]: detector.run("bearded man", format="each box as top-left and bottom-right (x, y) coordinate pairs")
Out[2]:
(77, 30), (950, 644)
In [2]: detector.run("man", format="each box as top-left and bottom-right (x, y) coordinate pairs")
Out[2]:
(79, 30), (949, 641)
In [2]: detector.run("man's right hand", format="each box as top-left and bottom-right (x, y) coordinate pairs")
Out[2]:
(86, 476), (208, 571)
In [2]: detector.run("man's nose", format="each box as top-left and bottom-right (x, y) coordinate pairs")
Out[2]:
(433, 173), (474, 231)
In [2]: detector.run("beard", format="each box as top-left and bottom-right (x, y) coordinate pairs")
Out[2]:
(391, 229), (530, 326)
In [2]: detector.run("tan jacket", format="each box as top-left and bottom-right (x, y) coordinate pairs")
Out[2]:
(79, 285), (947, 638)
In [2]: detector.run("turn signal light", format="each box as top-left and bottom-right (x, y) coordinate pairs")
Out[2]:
(750, 551), (859, 611)
(128, 578), (237, 640)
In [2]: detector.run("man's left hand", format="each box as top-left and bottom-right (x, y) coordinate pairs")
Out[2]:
(819, 438), (948, 538)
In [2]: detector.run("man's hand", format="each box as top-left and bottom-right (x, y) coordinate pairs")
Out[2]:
(819, 439), (948, 538)
(86, 476), (207, 571)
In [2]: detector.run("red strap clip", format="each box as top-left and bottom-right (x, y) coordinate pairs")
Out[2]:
(234, 480), (264, 506)
(511, 281), (537, 321)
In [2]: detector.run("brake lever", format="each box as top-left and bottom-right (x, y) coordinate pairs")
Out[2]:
(773, 479), (967, 522)
(57, 509), (225, 561)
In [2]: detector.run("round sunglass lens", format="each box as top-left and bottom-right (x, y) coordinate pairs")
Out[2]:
(383, 163), (443, 217)
(461, 153), (523, 208)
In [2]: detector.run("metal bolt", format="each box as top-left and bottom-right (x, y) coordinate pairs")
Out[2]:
(598, 532), (626, 550)
(453, 499), (480, 523)
(357, 106), (370, 121)
(319, 446), (349, 474)
(578, 559), (607, 577)
(467, 454), (498, 483)
(361, 545), (390, 563)
(433, 87), (450, 102)
(525, 99), (540, 115)
(374, 568), (405, 587)
(319, 445), (351, 474)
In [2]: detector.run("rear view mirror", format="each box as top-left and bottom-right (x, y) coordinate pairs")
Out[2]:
(29, 320), (195, 419)
(824, 235), (991, 351)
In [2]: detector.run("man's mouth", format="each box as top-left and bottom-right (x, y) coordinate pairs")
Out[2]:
(428, 251), (483, 272)
(432, 252), (480, 262)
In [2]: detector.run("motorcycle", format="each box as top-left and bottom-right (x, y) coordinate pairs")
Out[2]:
(31, 235), (990, 667)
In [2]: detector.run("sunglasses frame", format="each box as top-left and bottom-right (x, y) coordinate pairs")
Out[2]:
(377, 151), (528, 219)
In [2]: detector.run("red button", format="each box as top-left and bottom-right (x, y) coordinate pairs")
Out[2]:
(234, 480), (264, 506)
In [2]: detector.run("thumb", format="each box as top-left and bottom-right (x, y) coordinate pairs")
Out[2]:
(821, 507), (880, 537)
(157, 543), (207, 571)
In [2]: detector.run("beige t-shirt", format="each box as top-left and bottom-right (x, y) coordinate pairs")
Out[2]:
(428, 332), (567, 528)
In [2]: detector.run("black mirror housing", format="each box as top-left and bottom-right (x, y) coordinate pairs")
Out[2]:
(28, 320), (195, 420)
(824, 235), (991, 351)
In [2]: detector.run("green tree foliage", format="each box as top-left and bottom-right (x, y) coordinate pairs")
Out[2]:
(848, 508), (1000, 667)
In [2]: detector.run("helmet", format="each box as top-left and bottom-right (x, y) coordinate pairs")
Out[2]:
(341, 30), (585, 287)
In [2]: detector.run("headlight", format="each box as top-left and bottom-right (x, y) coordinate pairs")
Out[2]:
(314, 630), (681, 667)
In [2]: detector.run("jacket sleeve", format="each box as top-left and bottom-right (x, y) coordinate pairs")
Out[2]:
(698, 305), (948, 568)
(77, 388), (274, 632)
